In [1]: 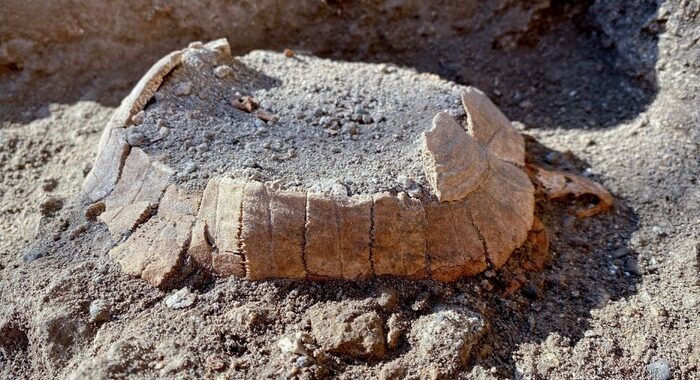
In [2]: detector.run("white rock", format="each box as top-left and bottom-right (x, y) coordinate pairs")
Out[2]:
(165, 288), (196, 309)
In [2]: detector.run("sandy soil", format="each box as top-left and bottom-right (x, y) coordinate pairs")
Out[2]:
(1, 1), (698, 379)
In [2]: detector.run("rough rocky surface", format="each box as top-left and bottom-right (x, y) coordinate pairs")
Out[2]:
(1, 0), (699, 379)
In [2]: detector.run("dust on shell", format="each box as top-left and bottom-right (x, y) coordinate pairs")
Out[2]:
(134, 48), (467, 196)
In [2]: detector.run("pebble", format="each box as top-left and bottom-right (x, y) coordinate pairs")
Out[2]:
(254, 118), (267, 129)
(174, 81), (192, 96)
(127, 132), (147, 147)
(647, 359), (672, 380)
(89, 299), (111, 322)
(158, 127), (170, 139)
(41, 177), (58, 192)
(213, 65), (234, 78)
(85, 201), (106, 221)
(40, 196), (63, 217)
(277, 333), (310, 356)
(341, 122), (359, 135)
(165, 287), (196, 309)
(196, 143), (209, 153)
(131, 110), (145, 125)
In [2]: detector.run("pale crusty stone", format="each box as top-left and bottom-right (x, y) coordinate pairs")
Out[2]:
(98, 148), (174, 240)
(109, 185), (200, 288)
(422, 112), (488, 202)
(240, 181), (272, 280)
(461, 87), (525, 166)
(372, 193), (427, 279)
(465, 156), (534, 267)
(268, 188), (307, 279)
(82, 128), (130, 202)
(305, 193), (342, 279)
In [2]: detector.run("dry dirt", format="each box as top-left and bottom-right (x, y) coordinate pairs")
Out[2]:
(1, 1), (699, 379)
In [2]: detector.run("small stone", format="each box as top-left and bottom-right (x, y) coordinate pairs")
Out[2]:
(518, 100), (534, 109)
(213, 65), (234, 78)
(131, 110), (145, 125)
(408, 307), (486, 377)
(396, 175), (413, 189)
(341, 122), (359, 135)
(158, 127), (170, 139)
(647, 359), (672, 380)
(81, 161), (92, 177)
(207, 354), (226, 371)
(353, 105), (367, 115)
(331, 146), (341, 154)
(42, 178), (59, 192)
(127, 132), (147, 147)
(308, 303), (386, 359)
(85, 201), (105, 221)
(40, 196), (63, 217)
(196, 143), (209, 153)
(22, 246), (47, 262)
(165, 288), (196, 309)
(386, 314), (403, 349)
(277, 333), (310, 356)
(294, 355), (312, 368)
(68, 223), (89, 240)
(174, 81), (192, 96)
(377, 289), (398, 310)
(226, 306), (266, 329)
(89, 299), (111, 322)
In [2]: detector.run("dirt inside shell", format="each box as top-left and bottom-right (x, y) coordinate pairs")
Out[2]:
(136, 49), (467, 196)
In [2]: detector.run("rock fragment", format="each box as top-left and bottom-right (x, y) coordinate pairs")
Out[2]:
(213, 65), (234, 78)
(40, 196), (64, 217)
(88, 300), (111, 322)
(307, 302), (386, 359)
(174, 81), (192, 96)
(647, 359), (672, 380)
(407, 306), (486, 378)
(165, 287), (196, 309)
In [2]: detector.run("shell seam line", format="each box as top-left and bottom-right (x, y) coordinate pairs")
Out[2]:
(466, 205), (492, 269)
(300, 191), (309, 280)
(368, 198), (377, 277)
(236, 183), (247, 277)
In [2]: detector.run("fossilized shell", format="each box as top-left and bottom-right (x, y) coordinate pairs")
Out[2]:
(85, 39), (545, 287)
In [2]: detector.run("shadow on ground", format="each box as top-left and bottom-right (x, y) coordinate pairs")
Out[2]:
(1, 0), (660, 131)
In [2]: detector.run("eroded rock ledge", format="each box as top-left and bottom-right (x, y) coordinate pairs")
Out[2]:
(84, 39), (535, 287)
